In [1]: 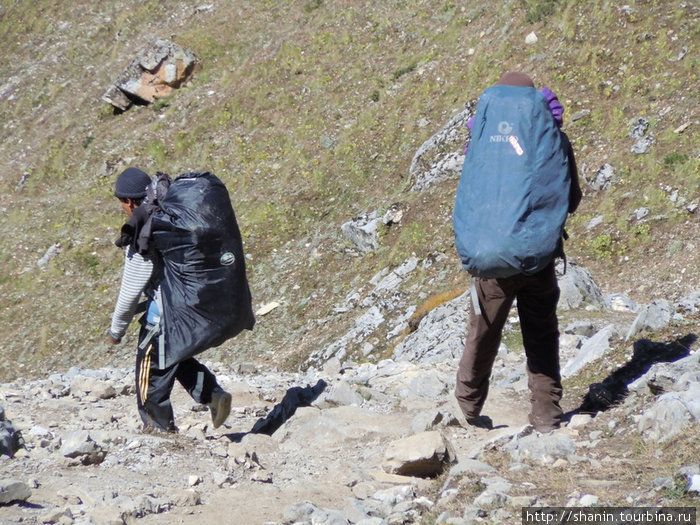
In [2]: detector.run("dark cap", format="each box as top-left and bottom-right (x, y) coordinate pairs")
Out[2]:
(497, 71), (535, 87)
(115, 168), (151, 199)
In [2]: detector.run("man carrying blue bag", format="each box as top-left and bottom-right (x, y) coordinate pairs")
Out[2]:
(453, 72), (582, 432)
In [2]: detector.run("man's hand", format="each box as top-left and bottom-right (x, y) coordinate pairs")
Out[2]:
(107, 333), (122, 345)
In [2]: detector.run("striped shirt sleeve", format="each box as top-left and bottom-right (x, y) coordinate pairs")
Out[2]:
(109, 246), (154, 340)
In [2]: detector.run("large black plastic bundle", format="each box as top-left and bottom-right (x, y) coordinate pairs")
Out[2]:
(151, 172), (255, 366)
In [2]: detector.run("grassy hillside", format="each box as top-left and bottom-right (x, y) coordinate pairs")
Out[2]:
(0, 0), (697, 381)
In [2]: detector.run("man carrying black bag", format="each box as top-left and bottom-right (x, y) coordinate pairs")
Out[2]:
(108, 167), (254, 433)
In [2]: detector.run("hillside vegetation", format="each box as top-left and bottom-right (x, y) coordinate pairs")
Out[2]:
(0, 0), (697, 382)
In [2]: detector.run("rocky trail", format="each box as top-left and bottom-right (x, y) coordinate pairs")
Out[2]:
(3, 90), (698, 524)
(2, 275), (699, 525)
(1, 3), (698, 523)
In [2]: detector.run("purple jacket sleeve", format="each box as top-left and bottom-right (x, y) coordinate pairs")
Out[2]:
(540, 87), (564, 128)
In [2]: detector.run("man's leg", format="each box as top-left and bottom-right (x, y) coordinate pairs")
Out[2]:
(517, 263), (563, 431)
(175, 358), (220, 404)
(135, 326), (178, 432)
(455, 277), (515, 420)
(176, 358), (231, 429)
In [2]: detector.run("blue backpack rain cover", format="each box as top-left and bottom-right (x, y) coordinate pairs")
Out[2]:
(150, 172), (255, 367)
(453, 85), (570, 278)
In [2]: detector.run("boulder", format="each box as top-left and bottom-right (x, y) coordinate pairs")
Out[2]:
(505, 431), (576, 463)
(383, 431), (456, 477)
(341, 213), (382, 254)
(556, 261), (604, 310)
(561, 324), (615, 378)
(625, 299), (674, 340)
(102, 39), (198, 111)
(392, 291), (468, 363)
(678, 291), (700, 314)
(0, 405), (24, 458)
(0, 479), (31, 505)
(638, 382), (700, 443)
(59, 431), (107, 465)
(70, 376), (117, 400)
(587, 163), (616, 191)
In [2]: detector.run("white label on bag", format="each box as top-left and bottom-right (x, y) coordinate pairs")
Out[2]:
(508, 135), (525, 156)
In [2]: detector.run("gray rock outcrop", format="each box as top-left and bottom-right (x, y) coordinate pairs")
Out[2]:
(409, 102), (475, 191)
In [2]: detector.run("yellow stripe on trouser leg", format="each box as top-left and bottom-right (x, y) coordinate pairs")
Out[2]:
(139, 344), (152, 403)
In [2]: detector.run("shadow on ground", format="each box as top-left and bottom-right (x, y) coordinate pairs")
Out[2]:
(567, 334), (696, 418)
(225, 379), (327, 442)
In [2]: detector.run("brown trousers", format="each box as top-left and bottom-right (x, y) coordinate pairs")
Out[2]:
(455, 262), (563, 430)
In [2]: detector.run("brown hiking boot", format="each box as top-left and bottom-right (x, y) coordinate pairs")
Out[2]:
(207, 388), (232, 429)
(533, 421), (560, 433)
(465, 415), (494, 430)
(529, 413), (561, 433)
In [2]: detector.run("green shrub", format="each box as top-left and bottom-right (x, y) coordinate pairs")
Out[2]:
(662, 152), (689, 171)
(304, 0), (322, 12)
(143, 141), (169, 165)
(392, 62), (417, 81)
(519, 0), (558, 23)
(590, 233), (617, 259)
(68, 246), (101, 277)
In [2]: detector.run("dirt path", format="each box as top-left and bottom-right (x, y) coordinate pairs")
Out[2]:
(1, 360), (569, 525)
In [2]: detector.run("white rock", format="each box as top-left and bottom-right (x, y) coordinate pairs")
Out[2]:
(579, 494), (599, 506)
(256, 302), (281, 316)
(568, 414), (593, 428)
(188, 475), (202, 486)
(525, 32), (538, 44)
(688, 474), (700, 493)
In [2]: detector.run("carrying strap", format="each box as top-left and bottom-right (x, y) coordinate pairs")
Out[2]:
(559, 229), (569, 275)
(471, 276), (482, 317)
(561, 251), (568, 275)
(138, 322), (160, 351)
